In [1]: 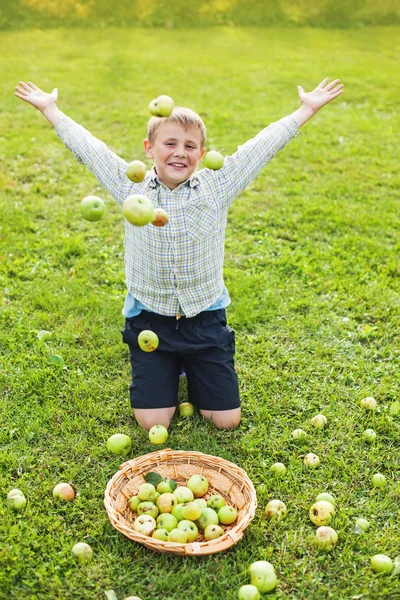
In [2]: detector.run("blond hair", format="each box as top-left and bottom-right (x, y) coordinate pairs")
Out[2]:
(147, 107), (206, 148)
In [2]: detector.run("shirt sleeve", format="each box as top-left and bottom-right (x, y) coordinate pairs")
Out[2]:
(205, 115), (299, 210)
(55, 116), (129, 206)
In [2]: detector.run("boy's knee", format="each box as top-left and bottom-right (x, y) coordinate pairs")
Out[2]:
(133, 407), (176, 431)
(200, 408), (241, 430)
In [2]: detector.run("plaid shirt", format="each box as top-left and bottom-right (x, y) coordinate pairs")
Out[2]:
(56, 115), (298, 317)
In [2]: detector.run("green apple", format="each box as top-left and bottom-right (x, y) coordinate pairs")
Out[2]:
(204, 150), (224, 170)
(248, 561), (277, 593)
(389, 400), (400, 415)
(304, 453), (320, 468)
(197, 507), (219, 530)
(123, 194), (154, 226)
(171, 503), (185, 522)
(372, 473), (386, 488)
(129, 495), (141, 512)
(204, 524), (224, 541)
(371, 554), (393, 574)
(123, 597), (143, 600)
(71, 542), (93, 563)
(149, 95), (174, 117)
(126, 160), (146, 183)
(218, 505), (237, 525)
(148, 424), (168, 445)
(152, 528), (169, 541)
(238, 585), (261, 600)
(106, 433), (132, 456)
(363, 429), (376, 442)
(309, 501), (335, 526)
(315, 493), (335, 506)
(167, 528), (189, 543)
(53, 483), (75, 502)
(178, 519), (198, 542)
(133, 514), (156, 536)
(178, 402), (195, 417)
(173, 486), (194, 503)
(264, 499), (287, 522)
(270, 462), (286, 476)
(137, 483), (158, 502)
(314, 526), (338, 551)
(292, 428), (307, 440)
(138, 330), (159, 352)
(157, 478), (176, 494)
(207, 495), (226, 510)
(7, 490), (27, 511)
(181, 501), (202, 521)
(151, 208), (169, 227)
(354, 518), (370, 533)
(187, 475), (209, 498)
(311, 414), (327, 429)
(80, 195), (105, 222)
(194, 498), (207, 509)
(156, 492), (177, 513)
(156, 513), (178, 532)
(360, 396), (377, 410)
(137, 501), (159, 519)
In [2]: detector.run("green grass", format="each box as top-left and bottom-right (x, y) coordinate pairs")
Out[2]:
(1, 26), (399, 600)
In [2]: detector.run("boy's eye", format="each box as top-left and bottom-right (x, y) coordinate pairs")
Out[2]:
(166, 142), (174, 146)
(187, 145), (195, 149)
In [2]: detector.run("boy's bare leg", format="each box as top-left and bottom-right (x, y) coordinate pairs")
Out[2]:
(200, 408), (241, 430)
(133, 407), (176, 431)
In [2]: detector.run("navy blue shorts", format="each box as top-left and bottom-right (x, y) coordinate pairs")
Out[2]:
(121, 308), (240, 411)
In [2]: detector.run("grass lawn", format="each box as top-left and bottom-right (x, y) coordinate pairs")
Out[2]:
(1, 26), (399, 600)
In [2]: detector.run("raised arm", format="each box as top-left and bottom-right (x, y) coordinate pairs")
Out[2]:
(292, 77), (344, 128)
(14, 81), (65, 126)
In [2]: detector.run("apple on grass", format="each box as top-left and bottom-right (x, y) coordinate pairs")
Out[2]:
(71, 542), (93, 563)
(354, 518), (370, 533)
(270, 462), (286, 476)
(238, 585), (261, 600)
(304, 453), (320, 468)
(204, 524), (224, 541)
(315, 492), (335, 506)
(311, 414), (327, 429)
(149, 95), (174, 117)
(371, 554), (394, 574)
(148, 424), (168, 445)
(178, 520), (198, 542)
(187, 474), (209, 497)
(248, 561), (278, 593)
(151, 208), (169, 227)
(138, 330), (159, 352)
(7, 489), (27, 511)
(123, 194), (154, 226)
(133, 514), (156, 536)
(80, 196), (105, 222)
(292, 428), (307, 440)
(371, 473), (386, 488)
(126, 160), (146, 183)
(363, 429), (377, 442)
(309, 501), (335, 526)
(106, 433), (132, 456)
(314, 526), (338, 551)
(53, 483), (75, 502)
(204, 150), (224, 170)
(360, 396), (377, 410)
(264, 499), (287, 522)
(178, 402), (195, 417)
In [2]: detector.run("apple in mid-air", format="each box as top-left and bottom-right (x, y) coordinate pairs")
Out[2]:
(204, 150), (224, 170)
(148, 424), (168, 445)
(264, 499), (287, 522)
(360, 396), (377, 410)
(187, 474), (209, 497)
(218, 505), (237, 525)
(178, 520), (198, 542)
(204, 524), (224, 541)
(309, 501), (335, 526)
(149, 95), (174, 117)
(371, 473), (386, 488)
(80, 195), (105, 222)
(71, 542), (93, 563)
(138, 330), (159, 352)
(126, 160), (146, 183)
(248, 561), (278, 593)
(311, 414), (327, 429)
(106, 433), (132, 456)
(178, 402), (195, 417)
(315, 492), (335, 506)
(151, 208), (169, 227)
(53, 483), (75, 502)
(173, 486), (194, 504)
(270, 462), (286, 475)
(370, 554), (394, 574)
(238, 585), (261, 600)
(314, 526), (338, 551)
(304, 453), (320, 468)
(197, 507), (219, 530)
(123, 194), (154, 226)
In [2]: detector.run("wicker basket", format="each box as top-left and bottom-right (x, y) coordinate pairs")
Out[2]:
(104, 448), (257, 556)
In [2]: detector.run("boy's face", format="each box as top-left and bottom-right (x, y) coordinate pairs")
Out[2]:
(144, 122), (206, 190)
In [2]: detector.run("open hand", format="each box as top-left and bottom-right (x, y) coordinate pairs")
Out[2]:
(297, 78), (344, 113)
(14, 81), (58, 112)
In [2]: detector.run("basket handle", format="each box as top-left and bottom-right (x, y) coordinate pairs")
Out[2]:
(184, 529), (243, 555)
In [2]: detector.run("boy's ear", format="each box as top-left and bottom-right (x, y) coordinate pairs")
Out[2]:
(200, 148), (206, 159)
(143, 138), (154, 158)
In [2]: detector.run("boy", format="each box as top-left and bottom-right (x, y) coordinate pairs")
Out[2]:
(15, 77), (343, 431)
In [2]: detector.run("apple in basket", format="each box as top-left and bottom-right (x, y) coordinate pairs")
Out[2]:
(133, 514), (156, 536)
(156, 493), (177, 513)
(178, 520), (198, 542)
(168, 528), (189, 543)
(204, 524), (224, 541)
(156, 513), (178, 532)
(218, 505), (238, 525)
(173, 486), (194, 503)
(181, 501), (202, 521)
(197, 507), (219, 530)
(187, 474), (209, 497)
(207, 494), (226, 510)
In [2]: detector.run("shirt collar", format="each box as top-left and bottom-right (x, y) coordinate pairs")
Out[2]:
(147, 166), (200, 189)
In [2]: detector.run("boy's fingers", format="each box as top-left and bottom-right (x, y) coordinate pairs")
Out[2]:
(319, 77), (330, 88)
(27, 82), (39, 90)
(15, 85), (29, 95)
(19, 81), (31, 91)
(326, 79), (341, 91)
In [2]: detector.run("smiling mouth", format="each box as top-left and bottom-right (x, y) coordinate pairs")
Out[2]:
(168, 163), (187, 169)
